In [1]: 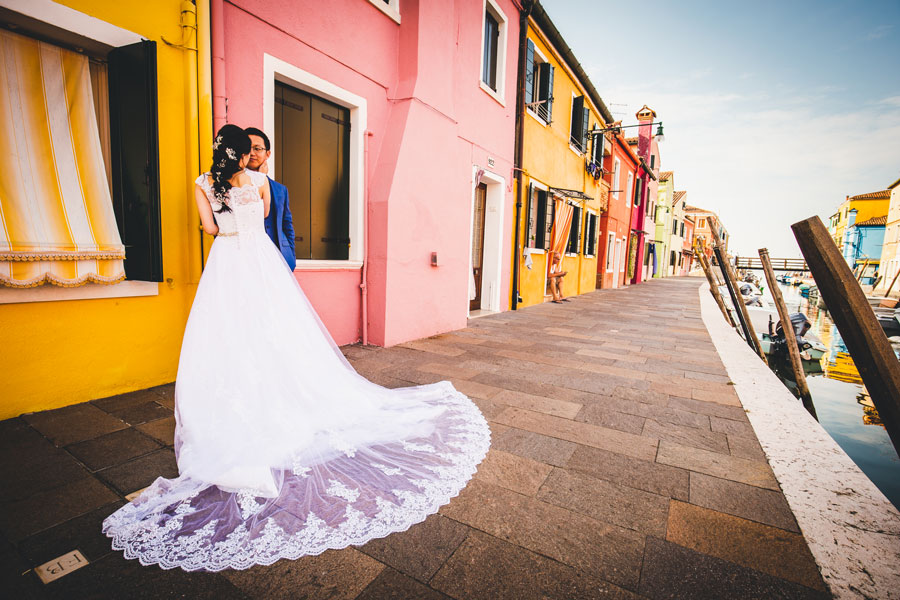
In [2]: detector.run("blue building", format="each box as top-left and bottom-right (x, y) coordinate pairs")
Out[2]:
(842, 210), (886, 284)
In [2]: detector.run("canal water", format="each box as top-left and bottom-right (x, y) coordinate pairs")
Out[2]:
(765, 281), (900, 510)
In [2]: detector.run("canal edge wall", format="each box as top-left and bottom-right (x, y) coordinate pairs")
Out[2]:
(698, 282), (900, 600)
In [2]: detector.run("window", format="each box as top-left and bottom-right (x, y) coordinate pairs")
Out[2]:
(482, 11), (499, 90)
(670, 250), (676, 267)
(566, 205), (582, 254)
(525, 183), (551, 249)
(0, 23), (161, 286)
(368, 0), (400, 23)
(525, 39), (554, 123)
(584, 212), (598, 256)
(672, 218), (678, 235)
(633, 177), (642, 207)
(680, 221), (685, 237)
(605, 232), (615, 272)
(569, 95), (589, 153)
(612, 159), (621, 199)
(650, 154), (656, 169)
(625, 172), (634, 207)
(480, 1), (507, 102)
(592, 132), (604, 164)
(275, 82), (350, 261)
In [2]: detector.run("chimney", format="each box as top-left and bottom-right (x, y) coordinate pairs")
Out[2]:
(635, 105), (657, 161)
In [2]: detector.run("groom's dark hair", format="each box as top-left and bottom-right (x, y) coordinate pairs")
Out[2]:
(244, 127), (270, 151)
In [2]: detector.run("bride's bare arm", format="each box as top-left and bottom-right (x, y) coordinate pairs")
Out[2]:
(261, 178), (271, 218)
(195, 184), (219, 235)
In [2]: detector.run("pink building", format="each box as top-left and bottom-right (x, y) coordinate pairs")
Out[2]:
(214, 0), (518, 346)
(627, 105), (661, 283)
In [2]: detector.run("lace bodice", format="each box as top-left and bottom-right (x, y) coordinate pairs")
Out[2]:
(195, 171), (268, 237)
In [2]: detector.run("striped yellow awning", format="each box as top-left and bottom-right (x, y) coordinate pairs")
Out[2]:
(0, 29), (125, 288)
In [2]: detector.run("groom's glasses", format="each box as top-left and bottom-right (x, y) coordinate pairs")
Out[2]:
(250, 146), (266, 153)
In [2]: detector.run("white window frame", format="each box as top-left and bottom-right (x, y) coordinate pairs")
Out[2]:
(366, 0), (401, 24)
(565, 202), (581, 257)
(625, 171), (634, 207)
(605, 232), (616, 272)
(612, 158), (621, 199)
(583, 210), (597, 257)
(619, 236), (627, 272)
(264, 54), (367, 269)
(526, 179), (550, 252)
(479, 0), (508, 107)
(0, 0), (158, 305)
(525, 44), (550, 126)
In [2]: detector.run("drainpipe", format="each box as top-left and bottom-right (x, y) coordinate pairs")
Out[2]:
(361, 131), (373, 345)
(210, 0), (226, 130)
(196, 0), (212, 275)
(511, 0), (534, 310)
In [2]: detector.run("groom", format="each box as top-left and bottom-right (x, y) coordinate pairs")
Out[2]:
(245, 127), (296, 271)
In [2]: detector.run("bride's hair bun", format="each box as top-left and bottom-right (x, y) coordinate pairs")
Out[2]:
(210, 124), (251, 213)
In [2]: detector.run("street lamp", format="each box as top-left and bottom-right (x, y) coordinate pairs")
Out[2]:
(590, 121), (665, 144)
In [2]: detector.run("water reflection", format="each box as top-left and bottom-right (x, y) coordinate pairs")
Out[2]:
(766, 282), (900, 510)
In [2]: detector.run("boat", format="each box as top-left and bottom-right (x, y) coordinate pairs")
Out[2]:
(874, 307), (900, 338)
(799, 283), (811, 297)
(759, 312), (826, 375)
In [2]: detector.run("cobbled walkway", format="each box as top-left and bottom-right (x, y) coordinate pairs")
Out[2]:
(1, 277), (830, 599)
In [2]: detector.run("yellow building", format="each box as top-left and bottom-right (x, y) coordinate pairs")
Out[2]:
(512, 3), (611, 308)
(0, 0), (213, 419)
(831, 190), (891, 253)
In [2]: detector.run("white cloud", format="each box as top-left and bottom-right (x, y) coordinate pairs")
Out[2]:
(595, 77), (900, 257)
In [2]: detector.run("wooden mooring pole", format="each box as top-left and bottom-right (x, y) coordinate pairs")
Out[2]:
(710, 228), (766, 360)
(697, 247), (736, 328)
(792, 216), (900, 456)
(759, 248), (817, 418)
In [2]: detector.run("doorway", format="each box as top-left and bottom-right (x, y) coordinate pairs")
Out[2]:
(470, 183), (487, 311)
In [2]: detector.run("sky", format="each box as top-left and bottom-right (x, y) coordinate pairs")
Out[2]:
(543, 0), (900, 258)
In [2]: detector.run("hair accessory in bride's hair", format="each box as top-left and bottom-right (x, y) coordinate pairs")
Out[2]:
(208, 125), (251, 214)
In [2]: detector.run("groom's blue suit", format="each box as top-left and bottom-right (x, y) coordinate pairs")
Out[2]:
(264, 177), (296, 271)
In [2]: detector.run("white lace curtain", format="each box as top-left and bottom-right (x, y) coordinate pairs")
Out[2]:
(0, 29), (125, 288)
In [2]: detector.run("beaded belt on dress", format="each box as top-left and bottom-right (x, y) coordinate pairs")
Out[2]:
(216, 232), (238, 237)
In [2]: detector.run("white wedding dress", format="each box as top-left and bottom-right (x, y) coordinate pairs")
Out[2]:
(102, 170), (490, 571)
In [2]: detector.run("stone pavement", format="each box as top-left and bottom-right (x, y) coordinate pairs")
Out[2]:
(0, 277), (831, 599)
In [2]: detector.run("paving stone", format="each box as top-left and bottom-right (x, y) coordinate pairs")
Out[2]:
(40, 551), (246, 600)
(23, 404), (127, 447)
(491, 427), (577, 467)
(356, 567), (452, 600)
(0, 421), (91, 502)
(110, 401), (171, 426)
(640, 536), (828, 599)
(667, 395), (748, 420)
(430, 529), (640, 600)
(440, 480), (645, 589)
(18, 501), (124, 565)
(418, 362), (482, 380)
(642, 419), (730, 453)
(537, 468), (669, 536)
(65, 428), (161, 472)
(575, 405), (645, 434)
(691, 387), (743, 405)
(612, 385), (668, 406)
(666, 501), (826, 591)
(711, 415), (756, 438)
(494, 406), (658, 461)
(656, 441), (779, 490)
(474, 449), (553, 496)
(222, 547), (382, 600)
(358, 514), (468, 582)
(135, 416), (176, 446)
(566, 445), (690, 500)
(576, 347), (647, 363)
(91, 389), (163, 414)
(397, 340), (465, 357)
(0, 536), (44, 600)
(689, 472), (799, 532)
(447, 379), (503, 400)
(727, 434), (768, 462)
(96, 448), (178, 496)
(0, 476), (119, 542)
(492, 389), (582, 419)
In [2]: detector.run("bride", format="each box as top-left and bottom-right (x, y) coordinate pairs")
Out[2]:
(102, 125), (490, 572)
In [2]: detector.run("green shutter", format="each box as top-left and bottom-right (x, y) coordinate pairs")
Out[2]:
(525, 39), (534, 107)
